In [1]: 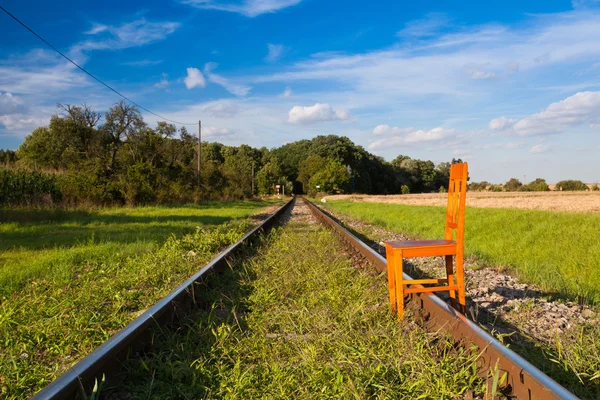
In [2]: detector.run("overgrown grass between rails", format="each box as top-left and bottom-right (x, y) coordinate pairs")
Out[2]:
(0, 201), (276, 295)
(322, 200), (600, 304)
(0, 203), (275, 399)
(117, 218), (484, 399)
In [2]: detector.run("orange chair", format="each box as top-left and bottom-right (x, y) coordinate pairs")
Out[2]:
(385, 163), (468, 319)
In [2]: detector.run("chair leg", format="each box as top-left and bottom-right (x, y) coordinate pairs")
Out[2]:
(456, 254), (466, 314)
(385, 246), (396, 313)
(445, 255), (457, 309)
(394, 252), (405, 320)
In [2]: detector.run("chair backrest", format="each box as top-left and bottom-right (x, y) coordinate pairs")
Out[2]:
(444, 163), (468, 245)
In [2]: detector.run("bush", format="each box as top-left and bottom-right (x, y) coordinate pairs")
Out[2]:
(0, 169), (61, 206)
(504, 178), (522, 191)
(520, 178), (550, 192)
(555, 180), (589, 191)
(439, 186), (447, 193)
(401, 185), (410, 194)
(592, 184), (600, 191)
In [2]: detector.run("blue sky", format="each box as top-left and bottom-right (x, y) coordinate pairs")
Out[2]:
(1, 0), (599, 183)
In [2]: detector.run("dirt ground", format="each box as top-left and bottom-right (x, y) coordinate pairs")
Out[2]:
(324, 191), (600, 213)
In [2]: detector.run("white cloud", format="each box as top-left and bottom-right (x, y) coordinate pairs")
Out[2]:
(369, 125), (457, 149)
(251, 11), (600, 103)
(397, 12), (451, 38)
(74, 19), (180, 53)
(202, 101), (240, 118)
(0, 92), (25, 115)
(154, 73), (169, 89)
(591, 123), (600, 129)
(467, 70), (497, 80)
(265, 44), (285, 62)
(372, 124), (413, 135)
(203, 126), (237, 140)
(204, 63), (251, 96)
(280, 87), (292, 97)
(0, 114), (49, 131)
(287, 103), (352, 124)
(181, 0), (302, 17)
(84, 24), (108, 35)
(489, 116), (516, 130)
(530, 144), (551, 153)
(490, 91), (600, 135)
(184, 67), (207, 89)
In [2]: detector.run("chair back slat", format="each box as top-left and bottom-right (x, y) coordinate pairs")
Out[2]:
(444, 163), (468, 244)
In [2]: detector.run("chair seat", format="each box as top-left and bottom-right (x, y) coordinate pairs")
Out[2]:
(385, 239), (457, 257)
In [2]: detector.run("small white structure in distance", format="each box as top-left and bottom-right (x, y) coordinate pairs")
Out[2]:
(321, 198), (327, 203)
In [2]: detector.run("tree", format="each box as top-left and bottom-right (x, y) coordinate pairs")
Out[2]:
(555, 180), (588, 191)
(504, 178), (522, 191)
(307, 159), (350, 195)
(257, 160), (282, 195)
(102, 101), (145, 170)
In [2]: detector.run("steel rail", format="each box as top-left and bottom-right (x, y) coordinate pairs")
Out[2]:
(303, 197), (577, 400)
(32, 198), (295, 400)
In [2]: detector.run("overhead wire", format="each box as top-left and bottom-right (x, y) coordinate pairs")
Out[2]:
(0, 4), (197, 126)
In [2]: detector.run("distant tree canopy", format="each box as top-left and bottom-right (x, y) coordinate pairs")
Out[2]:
(555, 180), (589, 191)
(2, 102), (473, 206)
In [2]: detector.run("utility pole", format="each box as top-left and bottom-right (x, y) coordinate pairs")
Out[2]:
(197, 120), (201, 190)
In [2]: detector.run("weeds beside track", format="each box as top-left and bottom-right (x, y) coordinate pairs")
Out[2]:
(116, 203), (484, 399)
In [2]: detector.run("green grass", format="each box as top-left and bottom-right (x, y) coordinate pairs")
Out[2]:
(0, 201), (273, 296)
(116, 216), (484, 399)
(0, 201), (277, 399)
(322, 200), (600, 304)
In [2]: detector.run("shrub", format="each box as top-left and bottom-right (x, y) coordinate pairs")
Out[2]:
(592, 184), (600, 191)
(555, 180), (589, 191)
(401, 185), (410, 194)
(520, 178), (550, 192)
(439, 186), (447, 193)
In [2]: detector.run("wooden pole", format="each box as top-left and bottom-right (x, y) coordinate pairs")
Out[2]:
(197, 120), (201, 190)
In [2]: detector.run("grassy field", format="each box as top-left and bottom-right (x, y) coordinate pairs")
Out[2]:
(321, 200), (600, 304)
(0, 201), (277, 399)
(0, 202), (273, 296)
(115, 209), (484, 399)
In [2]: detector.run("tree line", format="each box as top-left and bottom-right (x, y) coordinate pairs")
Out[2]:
(0, 102), (465, 206)
(3, 101), (594, 207)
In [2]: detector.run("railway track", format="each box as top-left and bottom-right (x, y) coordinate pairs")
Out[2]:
(33, 197), (577, 399)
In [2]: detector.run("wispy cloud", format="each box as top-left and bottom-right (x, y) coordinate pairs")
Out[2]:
(530, 144), (551, 153)
(74, 18), (180, 54)
(489, 91), (600, 135)
(287, 103), (352, 124)
(280, 87), (292, 97)
(181, 0), (302, 17)
(369, 125), (458, 149)
(265, 43), (286, 62)
(397, 12), (451, 38)
(122, 59), (163, 67)
(154, 73), (169, 89)
(204, 63), (251, 96)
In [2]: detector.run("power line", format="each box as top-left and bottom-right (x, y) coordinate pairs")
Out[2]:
(0, 4), (196, 126)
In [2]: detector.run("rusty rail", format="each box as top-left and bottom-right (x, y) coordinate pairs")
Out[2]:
(32, 198), (295, 400)
(303, 197), (577, 400)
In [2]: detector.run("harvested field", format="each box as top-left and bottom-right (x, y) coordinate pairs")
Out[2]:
(325, 191), (600, 213)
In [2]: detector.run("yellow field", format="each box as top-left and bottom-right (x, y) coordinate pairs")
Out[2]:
(324, 191), (600, 213)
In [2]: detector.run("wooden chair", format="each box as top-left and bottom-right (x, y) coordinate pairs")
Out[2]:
(385, 163), (468, 319)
